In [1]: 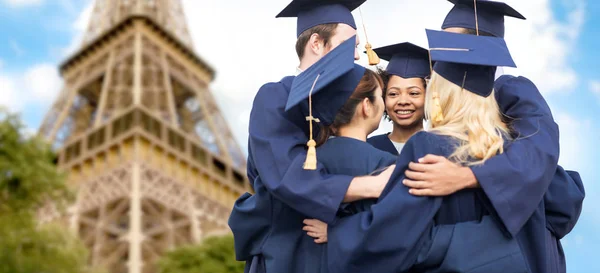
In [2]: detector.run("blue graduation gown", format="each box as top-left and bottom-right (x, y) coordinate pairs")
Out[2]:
(471, 75), (586, 273)
(367, 133), (398, 155)
(229, 76), (355, 273)
(366, 76), (584, 273)
(318, 137), (396, 214)
(292, 137), (397, 273)
(327, 131), (528, 273)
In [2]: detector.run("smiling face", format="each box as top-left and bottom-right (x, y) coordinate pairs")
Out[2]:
(384, 75), (426, 129)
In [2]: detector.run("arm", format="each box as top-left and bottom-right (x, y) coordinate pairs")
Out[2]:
(326, 133), (528, 273)
(544, 167), (585, 238)
(405, 76), (559, 236)
(327, 133), (443, 273)
(249, 82), (388, 223)
(469, 76), (559, 236)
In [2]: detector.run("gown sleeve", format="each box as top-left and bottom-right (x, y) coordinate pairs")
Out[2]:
(327, 132), (528, 273)
(471, 75), (560, 236)
(248, 82), (353, 224)
(543, 167), (585, 238)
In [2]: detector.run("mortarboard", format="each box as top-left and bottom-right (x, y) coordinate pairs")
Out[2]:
(277, 0), (381, 65)
(286, 35), (366, 170)
(442, 0), (526, 38)
(373, 42), (431, 79)
(277, 0), (366, 37)
(426, 29), (516, 97)
(286, 35), (364, 113)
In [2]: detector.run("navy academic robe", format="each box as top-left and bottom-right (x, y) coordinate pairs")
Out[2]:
(479, 75), (586, 273)
(367, 133), (399, 155)
(327, 131), (528, 273)
(229, 75), (355, 273)
(365, 76), (584, 273)
(292, 137), (396, 273)
(318, 137), (397, 214)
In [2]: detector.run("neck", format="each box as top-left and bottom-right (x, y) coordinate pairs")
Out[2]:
(298, 55), (318, 71)
(337, 125), (368, 142)
(389, 122), (423, 143)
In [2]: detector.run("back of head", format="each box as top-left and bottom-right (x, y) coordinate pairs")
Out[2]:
(277, 0), (367, 60)
(316, 69), (383, 146)
(426, 72), (509, 165)
(424, 29), (516, 165)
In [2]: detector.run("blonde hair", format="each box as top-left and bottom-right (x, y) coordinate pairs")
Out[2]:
(424, 72), (511, 166)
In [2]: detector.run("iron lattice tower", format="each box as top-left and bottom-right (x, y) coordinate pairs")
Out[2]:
(38, 1), (250, 272)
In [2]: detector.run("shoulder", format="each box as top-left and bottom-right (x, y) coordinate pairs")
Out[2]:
(495, 75), (537, 92)
(405, 131), (455, 155)
(367, 133), (390, 144)
(254, 76), (296, 103)
(494, 75), (552, 117)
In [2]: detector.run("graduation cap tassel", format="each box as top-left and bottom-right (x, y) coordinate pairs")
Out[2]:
(359, 7), (380, 65)
(304, 74), (321, 170)
(474, 0), (480, 36)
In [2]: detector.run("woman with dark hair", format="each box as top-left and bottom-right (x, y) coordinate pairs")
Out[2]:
(366, 43), (431, 155)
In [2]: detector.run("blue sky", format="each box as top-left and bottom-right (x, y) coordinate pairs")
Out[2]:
(1, 0), (598, 272)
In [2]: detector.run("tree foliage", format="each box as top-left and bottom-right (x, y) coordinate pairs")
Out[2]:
(0, 107), (101, 273)
(157, 235), (245, 273)
(0, 108), (72, 214)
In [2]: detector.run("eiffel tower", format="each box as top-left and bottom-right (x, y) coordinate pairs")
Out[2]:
(38, 1), (250, 272)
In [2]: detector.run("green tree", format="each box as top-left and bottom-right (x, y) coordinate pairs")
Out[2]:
(157, 235), (245, 273)
(0, 108), (72, 214)
(0, 108), (102, 273)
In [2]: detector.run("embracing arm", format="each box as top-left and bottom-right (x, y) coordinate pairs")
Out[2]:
(249, 82), (390, 223)
(327, 132), (528, 273)
(405, 76), (559, 236)
(544, 167), (585, 238)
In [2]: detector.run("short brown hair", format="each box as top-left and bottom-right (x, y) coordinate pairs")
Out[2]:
(295, 23), (338, 59)
(316, 69), (384, 146)
(462, 28), (494, 37)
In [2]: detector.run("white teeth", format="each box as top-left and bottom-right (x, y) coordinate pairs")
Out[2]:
(395, 110), (414, 115)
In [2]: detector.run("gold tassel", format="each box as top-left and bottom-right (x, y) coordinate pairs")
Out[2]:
(365, 42), (380, 65)
(432, 91), (444, 122)
(359, 7), (379, 66)
(303, 74), (321, 170)
(303, 139), (317, 170)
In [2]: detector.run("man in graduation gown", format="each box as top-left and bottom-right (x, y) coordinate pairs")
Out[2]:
(398, 1), (585, 272)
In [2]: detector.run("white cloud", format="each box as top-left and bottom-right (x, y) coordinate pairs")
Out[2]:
(0, 73), (21, 111)
(62, 1), (93, 57)
(0, 63), (62, 113)
(3, 0), (43, 7)
(590, 80), (600, 102)
(502, 0), (585, 95)
(22, 64), (62, 102)
(177, 0), (585, 153)
(554, 112), (594, 170)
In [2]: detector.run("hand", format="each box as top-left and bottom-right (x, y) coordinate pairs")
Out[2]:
(303, 219), (328, 244)
(345, 165), (396, 202)
(403, 155), (478, 196)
